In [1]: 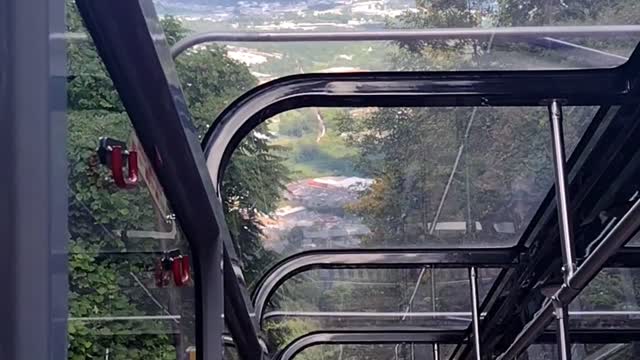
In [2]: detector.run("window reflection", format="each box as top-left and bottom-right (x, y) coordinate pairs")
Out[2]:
(66, 3), (195, 359)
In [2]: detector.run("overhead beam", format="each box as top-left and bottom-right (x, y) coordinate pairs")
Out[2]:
(203, 63), (640, 190)
(170, 26), (640, 59)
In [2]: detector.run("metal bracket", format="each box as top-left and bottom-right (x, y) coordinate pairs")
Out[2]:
(154, 249), (192, 288)
(97, 137), (139, 189)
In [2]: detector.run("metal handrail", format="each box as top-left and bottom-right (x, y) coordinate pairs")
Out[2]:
(169, 25), (640, 58)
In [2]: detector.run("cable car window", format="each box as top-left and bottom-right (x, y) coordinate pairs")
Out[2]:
(294, 344), (441, 360)
(66, 3), (196, 359)
(575, 268), (640, 313)
(222, 106), (596, 286)
(262, 268), (499, 351)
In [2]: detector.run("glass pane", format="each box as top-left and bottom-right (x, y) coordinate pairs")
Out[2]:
(525, 343), (638, 359)
(295, 344), (437, 360)
(224, 106), (596, 286)
(562, 268), (640, 329)
(263, 268), (499, 351)
(67, 4), (195, 359)
(157, 1), (640, 73)
(575, 267), (640, 310)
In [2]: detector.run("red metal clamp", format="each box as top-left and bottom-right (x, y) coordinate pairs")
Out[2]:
(97, 137), (139, 189)
(154, 250), (191, 288)
(110, 146), (139, 189)
(171, 255), (191, 287)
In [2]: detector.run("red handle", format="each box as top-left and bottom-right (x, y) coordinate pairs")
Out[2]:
(172, 255), (191, 287)
(111, 146), (138, 189)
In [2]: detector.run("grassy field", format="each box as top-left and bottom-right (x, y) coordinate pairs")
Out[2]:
(182, 18), (385, 179)
(269, 109), (361, 180)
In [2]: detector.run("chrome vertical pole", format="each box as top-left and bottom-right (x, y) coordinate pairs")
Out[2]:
(553, 298), (572, 360)
(548, 100), (577, 282)
(432, 269), (440, 360)
(469, 267), (482, 360)
(548, 100), (575, 360)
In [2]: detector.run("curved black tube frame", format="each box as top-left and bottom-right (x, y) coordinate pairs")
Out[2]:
(202, 57), (640, 189)
(252, 248), (519, 324)
(276, 329), (465, 360)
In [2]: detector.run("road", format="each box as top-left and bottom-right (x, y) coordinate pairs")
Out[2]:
(297, 61), (326, 143)
(313, 108), (326, 143)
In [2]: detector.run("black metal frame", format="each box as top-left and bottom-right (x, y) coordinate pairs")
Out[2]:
(251, 247), (640, 327)
(252, 248), (519, 324)
(202, 59), (640, 188)
(202, 49), (640, 360)
(496, 199), (640, 360)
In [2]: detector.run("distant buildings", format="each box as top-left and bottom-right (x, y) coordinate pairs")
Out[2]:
(262, 175), (519, 254)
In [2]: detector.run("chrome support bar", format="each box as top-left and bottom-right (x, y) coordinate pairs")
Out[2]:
(432, 269), (439, 360)
(548, 100), (578, 282)
(548, 99), (576, 360)
(552, 298), (572, 360)
(261, 309), (640, 320)
(469, 267), (482, 360)
(169, 25), (640, 59)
